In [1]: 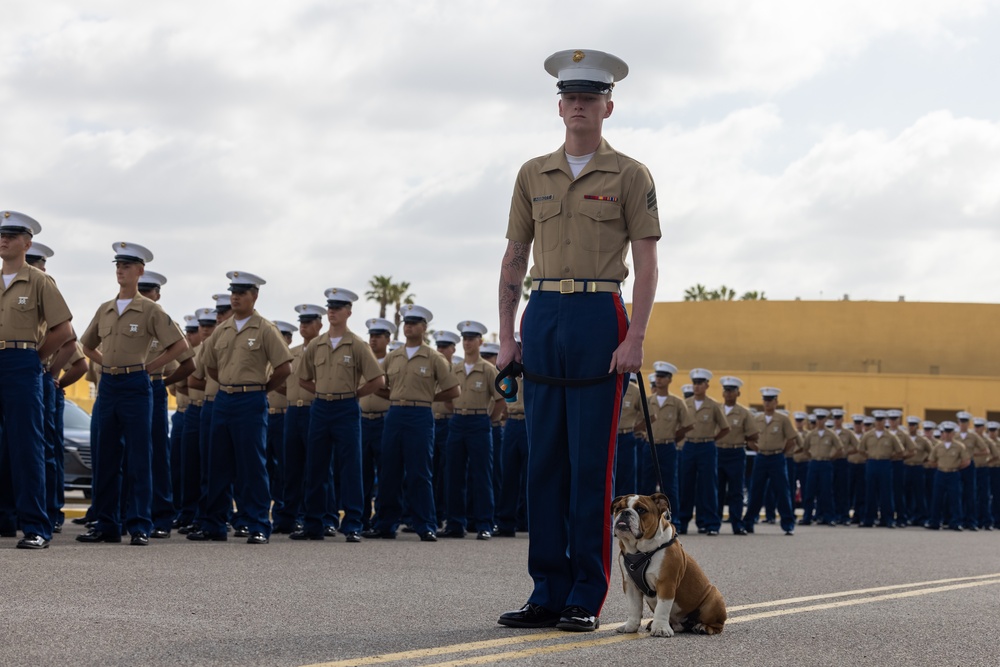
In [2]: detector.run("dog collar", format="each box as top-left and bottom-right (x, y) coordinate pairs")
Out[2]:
(622, 533), (677, 598)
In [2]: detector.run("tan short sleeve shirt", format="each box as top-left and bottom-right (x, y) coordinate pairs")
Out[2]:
(928, 441), (970, 472)
(451, 359), (500, 411)
(299, 330), (382, 395)
(200, 312), (293, 386)
(80, 295), (183, 368)
(359, 357), (390, 414)
(647, 393), (692, 443)
(618, 382), (643, 433)
(803, 430), (843, 460)
(717, 403), (759, 446)
(754, 413), (797, 453)
(384, 345), (460, 403)
(0, 264), (72, 344)
(684, 396), (728, 440)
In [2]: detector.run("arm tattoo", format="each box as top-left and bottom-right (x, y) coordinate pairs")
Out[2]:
(498, 241), (530, 325)
(503, 241), (529, 272)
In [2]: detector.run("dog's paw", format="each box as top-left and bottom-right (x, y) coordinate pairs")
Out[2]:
(617, 619), (641, 634)
(649, 620), (675, 637)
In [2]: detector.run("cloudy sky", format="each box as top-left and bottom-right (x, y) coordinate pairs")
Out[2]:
(4, 1), (999, 342)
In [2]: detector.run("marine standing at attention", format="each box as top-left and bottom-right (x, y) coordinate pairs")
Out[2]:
(496, 49), (660, 632)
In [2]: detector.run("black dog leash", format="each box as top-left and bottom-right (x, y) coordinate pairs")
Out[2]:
(495, 361), (664, 492)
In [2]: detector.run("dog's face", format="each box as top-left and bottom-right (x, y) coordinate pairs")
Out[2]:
(611, 493), (671, 543)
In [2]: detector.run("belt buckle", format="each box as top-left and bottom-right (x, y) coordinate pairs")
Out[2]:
(0, 341), (5, 350)
(296, 400), (304, 407)
(110, 367), (118, 374)
(559, 279), (574, 294)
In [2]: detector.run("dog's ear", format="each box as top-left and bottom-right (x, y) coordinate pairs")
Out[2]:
(611, 495), (626, 514)
(651, 493), (671, 517)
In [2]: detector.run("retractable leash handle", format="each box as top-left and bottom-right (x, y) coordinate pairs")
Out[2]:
(636, 375), (665, 493)
(495, 361), (523, 401)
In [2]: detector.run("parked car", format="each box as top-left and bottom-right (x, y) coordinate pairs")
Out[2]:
(63, 400), (92, 497)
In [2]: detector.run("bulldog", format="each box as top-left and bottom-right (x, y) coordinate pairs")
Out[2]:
(611, 493), (727, 637)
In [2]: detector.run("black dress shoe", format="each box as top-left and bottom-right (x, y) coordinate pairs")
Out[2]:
(71, 516), (90, 525)
(177, 524), (195, 535)
(437, 529), (466, 538)
(733, 526), (748, 535)
(400, 525), (416, 533)
(246, 532), (269, 544)
(289, 530), (324, 541)
(419, 531), (437, 542)
(16, 534), (50, 549)
(497, 603), (561, 628)
(697, 527), (707, 534)
(76, 529), (122, 543)
(494, 529), (516, 537)
(233, 526), (250, 538)
(477, 531), (492, 541)
(52, 523), (63, 534)
(323, 526), (339, 537)
(361, 529), (395, 539)
(130, 533), (149, 546)
(185, 530), (227, 542)
(150, 529), (170, 539)
(556, 606), (599, 632)
(271, 524), (297, 534)
(344, 532), (361, 543)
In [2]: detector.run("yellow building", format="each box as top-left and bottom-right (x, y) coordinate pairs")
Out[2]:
(636, 300), (1000, 423)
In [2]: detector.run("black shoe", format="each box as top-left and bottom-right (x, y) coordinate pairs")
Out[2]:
(246, 532), (269, 544)
(361, 529), (395, 539)
(925, 524), (940, 530)
(233, 526), (250, 538)
(949, 526), (964, 532)
(52, 523), (63, 534)
(185, 530), (227, 542)
(177, 524), (195, 535)
(798, 520), (812, 526)
(344, 532), (361, 543)
(784, 530), (794, 536)
(419, 531), (437, 542)
(289, 530), (324, 541)
(150, 529), (170, 539)
(556, 606), (599, 632)
(477, 531), (492, 541)
(130, 533), (149, 546)
(495, 529), (516, 537)
(966, 526), (978, 532)
(497, 603), (560, 628)
(71, 516), (90, 526)
(697, 527), (707, 534)
(763, 518), (776, 524)
(706, 529), (719, 536)
(401, 525), (416, 533)
(271, 524), (297, 534)
(16, 534), (50, 549)
(437, 529), (466, 539)
(76, 529), (122, 543)
(324, 526), (339, 537)
(733, 526), (748, 535)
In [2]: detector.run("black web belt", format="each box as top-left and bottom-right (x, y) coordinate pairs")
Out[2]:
(621, 534), (677, 598)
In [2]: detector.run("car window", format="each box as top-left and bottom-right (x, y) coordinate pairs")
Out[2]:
(63, 401), (92, 430)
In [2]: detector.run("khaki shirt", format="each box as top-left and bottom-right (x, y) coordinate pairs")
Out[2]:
(286, 343), (316, 407)
(175, 390), (190, 411)
(986, 436), (1000, 468)
(858, 430), (904, 460)
(0, 264), (72, 344)
(684, 396), (728, 441)
(200, 311), (292, 386)
(618, 382), (643, 433)
(754, 413), (797, 454)
(847, 429), (868, 463)
(928, 441), (970, 472)
(793, 430), (810, 462)
(450, 359), (500, 411)
(383, 344), (459, 403)
(909, 435), (934, 466)
(647, 393), (692, 443)
(81, 295), (183, 369)
(717, 403), (759, 447)
(506, 139), (662, 282)
(803, 429), (844, 461)
(432, 360), (457, 419)
(836, 428), (860, 461)
(889, 428), (915, 461)
(191, 341), (220, 399)
(359, 356), (391, 414)
(146, 320), (195, 370)
(959, 431), (991, 464)
(299, 330), (381, 396)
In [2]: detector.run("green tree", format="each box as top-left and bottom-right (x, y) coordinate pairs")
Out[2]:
(365, 274), (395, 318)
(523, 276), (533, 301)
(684, 283), (709, 301)
(739, 290), (767, 301)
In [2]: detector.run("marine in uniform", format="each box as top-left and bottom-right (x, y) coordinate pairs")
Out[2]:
(496, 49), (660, 633)
(366, 305), (460, 541)
(955, 412), (989, 530)
(986, 422), (1000, 529)
(170, 314), (200, 519)
(924, 422), (970, 531)
(613, 373), (643, 497)
(359, 317), (395, 532)
(971, 417), (995, 529)
(800, 417), (844, 526)
(194, 272), (292, 544)
(847, 414), (868, 523)
(639, 361), (691, 516)
(267, 320), (296, 528)
(679, 369), (730, 535)
(742, 389), (797, 535)
(886, 409), (915, 527)
(480, 341), (505, 526)
(439, 321), (504, 540)
(176, 306), (216, 531)
(78, 243), (188, 546)
(496, 336), (528, 537)
(273, 304), (324, 534)
(715, 376), (759, 535)
(904, 415), (932, 526)
(829, 409), (853, 524)
(0, 212), (74, 549)
(432, 329), (460, 527)
(857, 411), (903, 528)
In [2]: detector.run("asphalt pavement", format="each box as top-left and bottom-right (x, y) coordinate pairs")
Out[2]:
(2, 510), (999, 667)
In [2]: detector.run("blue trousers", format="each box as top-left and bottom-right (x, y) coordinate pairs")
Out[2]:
(892, 460), (907, 524)
(170, 409), (185, 515)
(639, 441), (678, 517)
(864, 459), (894, 526)
(976, 465), (992, 529)
(961, 463), (977, 528)
(203, 391), (270, 537)
(904, 464), (928, 524)
(497, 417), (528, 533)
(0, 349), (50, 539)
(433, 417), (449, 525)
(42, 374), (62, 525)
(679, 442), (720, 532)
(94, 372), (153, 536)
(717, 447), (745, 530)
(276, 404), (310, 529)
(743, 453), (795, 533)
(492, 423), (503, 526)
(266, 409), (285, 520)
(361, 414), (385, 530)
(444, 414), (494, 533)
(304, 398), (362, 534)
(832, 458), (849, 522)
(802, 460), (834, 523)
(928, 470), (962, 529)
(848, 461), (866, 520)
(991, 468), (1000, 529)
(613, 432), (638, 498)
(177, 403), (202, 525)
(375, 406), (435, 535)
(794, 461), (809, 507)
(53, 387), (66, 521)
(521, 290), (627, 616)
(195, 399), (217, 523)
(150, 378), (174, 531)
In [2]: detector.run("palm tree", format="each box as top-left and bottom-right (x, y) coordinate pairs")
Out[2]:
(740, 291), (767, 301)
(683, 284), (709, 301)
(522, 276), (533, 301)
(365, 275), (395, 319)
